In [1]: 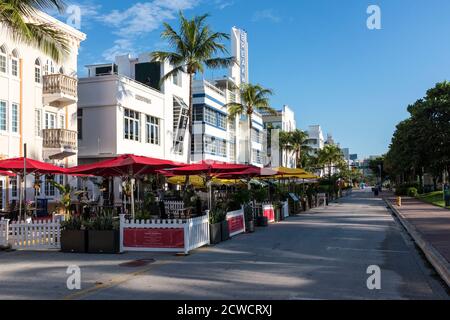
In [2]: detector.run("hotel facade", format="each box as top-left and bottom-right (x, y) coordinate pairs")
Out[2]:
(0, 11), (85, 211)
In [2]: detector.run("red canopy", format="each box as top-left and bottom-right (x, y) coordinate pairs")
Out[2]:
(67, 154), (184, 177)
(215, 167), (278, 179)
(0, 157), (66, 175)
(0, 170), (16, 177)
(166, 160), (252, 176)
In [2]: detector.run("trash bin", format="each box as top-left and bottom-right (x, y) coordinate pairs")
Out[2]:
(374, 189), (379, 197)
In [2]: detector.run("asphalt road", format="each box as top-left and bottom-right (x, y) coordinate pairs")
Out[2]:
(0, 189), (448, 300)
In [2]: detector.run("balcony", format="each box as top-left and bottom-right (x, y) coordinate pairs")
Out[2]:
(42, 74), (78, 107)
(42, 129), (77, 160)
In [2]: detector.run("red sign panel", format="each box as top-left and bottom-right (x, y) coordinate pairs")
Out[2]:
(263, 207), (275, 223)
(228, 215), (245, 235)
(123, 228), (184, 249)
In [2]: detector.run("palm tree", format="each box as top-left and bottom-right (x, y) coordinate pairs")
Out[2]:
(278, 130), (311, 168)
(226, 83), (277, 164)
(0, 0), (70, 63)
(151, 12), (234, 163)
(317, 144), (345, 180)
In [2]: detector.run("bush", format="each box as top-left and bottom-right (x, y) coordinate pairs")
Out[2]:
(395, 183), (420, 196)
(86, 212), (119, 231)
(407, 187), (418, 197)
(61, 215), (83, 231)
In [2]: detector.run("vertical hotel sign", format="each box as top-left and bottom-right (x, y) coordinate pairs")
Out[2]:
(239, 29), (248, 84)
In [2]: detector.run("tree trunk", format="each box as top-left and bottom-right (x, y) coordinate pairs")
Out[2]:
(248, 111), (253, 165)
(187, 72), (194, 164)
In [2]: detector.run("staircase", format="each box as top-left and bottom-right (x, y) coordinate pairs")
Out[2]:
(173, 96), (189, 155)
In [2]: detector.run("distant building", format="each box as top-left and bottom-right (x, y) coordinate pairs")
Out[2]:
(262, 105), (297, 168)
(342, 148), (350, 161)
(350, 154), (358, 161)
(305, 125), (325, 155)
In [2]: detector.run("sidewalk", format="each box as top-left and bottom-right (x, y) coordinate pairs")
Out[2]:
(384, 193), (450, 287)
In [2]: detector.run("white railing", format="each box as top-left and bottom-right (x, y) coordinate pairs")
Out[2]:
(226, 208), (246, 237)
(164, 201), (191, 219)
(185, 215), (210, 253)
(8, 219), (61, 250)
(0, 219), (9, 246)
(120, 213), (210, 254)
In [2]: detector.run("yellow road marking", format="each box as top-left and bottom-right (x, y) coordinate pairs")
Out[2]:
(62, 261), (167, 300)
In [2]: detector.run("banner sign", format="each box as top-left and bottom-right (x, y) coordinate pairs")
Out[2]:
(263, 205), (275, 223)
(226, 209), (246, 237)
(123, 228), (184, 249)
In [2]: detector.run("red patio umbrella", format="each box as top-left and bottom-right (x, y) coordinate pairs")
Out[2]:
(165, 161), (253, 209)
(0, 157), (67, 220)
(0, 157), (67, 174)
(166, 160), (251, 176)
(67, 154), (183, 176)
(0, 170), (16, 177)
(67, 154), (185, 217)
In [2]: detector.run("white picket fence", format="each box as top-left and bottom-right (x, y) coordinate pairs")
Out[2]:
(0, 219), (9, 247)
(120, 213), (210, 255)
(7, 219), (61, 250)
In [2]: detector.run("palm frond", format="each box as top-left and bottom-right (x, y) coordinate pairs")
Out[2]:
(225, 103), (245, 120)
(204, 57), (235, 69)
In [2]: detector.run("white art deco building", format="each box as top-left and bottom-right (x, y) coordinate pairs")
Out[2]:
(0, 11), (85, 211)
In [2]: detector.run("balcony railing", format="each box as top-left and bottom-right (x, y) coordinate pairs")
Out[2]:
(42, 129), (77, 150)
(43, 74), (77, 96)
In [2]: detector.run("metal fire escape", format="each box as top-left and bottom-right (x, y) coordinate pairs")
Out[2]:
(173, 96), (189, 155)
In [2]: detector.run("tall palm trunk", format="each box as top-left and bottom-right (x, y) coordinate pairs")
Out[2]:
(248, 112), (253, 165)
(187, 73), (194, 164)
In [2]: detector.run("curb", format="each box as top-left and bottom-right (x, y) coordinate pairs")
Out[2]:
(385, 199), (450, 288)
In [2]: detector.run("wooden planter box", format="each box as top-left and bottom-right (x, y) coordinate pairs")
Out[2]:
(221, 220), (230, 241)
(210, 223), (222, 245)
(61, 230), (88, 253)
(256, 216), (268, 227)
(87, 230), (120, 254)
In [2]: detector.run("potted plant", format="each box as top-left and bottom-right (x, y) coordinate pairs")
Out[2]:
(243, 204), (255, 233)
(252, 188), (269, 227)
(209, 208), (223, 245)
(61, 215), (88, 253)
(86, 211), (120, 254)
(273, 201), (282, 222)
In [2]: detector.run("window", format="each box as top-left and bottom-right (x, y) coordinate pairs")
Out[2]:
(204, 107), (217, 126)
(77, 109), (83, 140)
(145, 115), (160, 145)
(0, 101), (6, 131)
(0, 46), (6, 74)
(11, 103), (18, 133)
(172, 70), (182, 86)
(35, 59), (41, 83)
(252, 128), (261, 144)
(124, 108), (140, 141)
(59, 114), (65, 129)
(45, 175), (55, 197)
(45, 112), (56, 129)
(35, 109), (42, 137)
(217, 112), (227, 130)
(193, 105), (204, 122)
(204, 135), (227, 157)
(10, 177), (17, 198)
(11, 51), (19, 77)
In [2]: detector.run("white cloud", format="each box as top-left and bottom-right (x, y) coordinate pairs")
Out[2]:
(100, 0), (201, 61)
(252, 9), (281, 23)
(214, 0), (234, 10)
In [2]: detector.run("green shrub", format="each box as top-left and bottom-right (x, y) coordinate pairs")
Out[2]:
(407, 187), (418, 197)
(86, 213), (119, 231)
(61, 216), (84, 231)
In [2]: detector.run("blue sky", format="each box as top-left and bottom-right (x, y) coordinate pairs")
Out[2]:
(51, 0), (450, 159)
